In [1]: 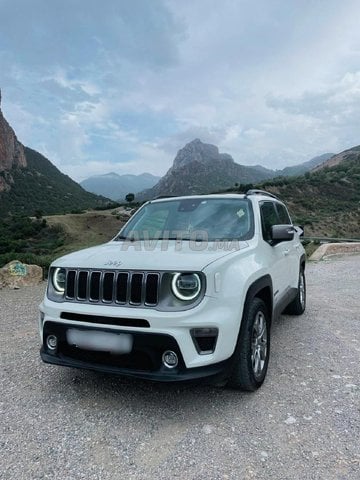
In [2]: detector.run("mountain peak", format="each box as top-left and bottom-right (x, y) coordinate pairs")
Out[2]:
(137, 140), (273, 200)
(173, 138), (233, 170)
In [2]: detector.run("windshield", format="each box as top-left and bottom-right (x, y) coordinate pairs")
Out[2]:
(116, 198), (254, 241)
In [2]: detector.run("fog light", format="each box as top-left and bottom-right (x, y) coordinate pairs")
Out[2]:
(162, 350), (178, 368)
(46, 335), (58, 351)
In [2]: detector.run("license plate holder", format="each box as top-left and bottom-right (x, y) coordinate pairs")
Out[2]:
(66, 329), (133, 354)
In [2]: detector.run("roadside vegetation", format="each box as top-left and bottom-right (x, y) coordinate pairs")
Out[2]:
(0, 215), (65, 274)
(0, 207), (128, 276)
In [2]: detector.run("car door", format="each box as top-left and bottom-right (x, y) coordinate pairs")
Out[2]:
(274, 201), (300, 288)
(259, 201), (290, 306)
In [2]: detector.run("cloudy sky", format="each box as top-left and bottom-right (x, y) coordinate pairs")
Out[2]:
(1, 0), (360, 181)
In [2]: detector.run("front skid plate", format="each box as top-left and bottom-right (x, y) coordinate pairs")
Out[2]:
(40, 348), (232, 384)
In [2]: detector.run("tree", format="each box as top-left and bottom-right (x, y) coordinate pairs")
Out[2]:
(125, 193), (135, 203)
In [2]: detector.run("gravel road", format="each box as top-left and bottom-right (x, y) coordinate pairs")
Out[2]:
(1, 255), (359, 480)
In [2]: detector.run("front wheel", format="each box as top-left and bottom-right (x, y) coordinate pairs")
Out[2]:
(285, 268), (306, 315)
(227, 298), (270, 391)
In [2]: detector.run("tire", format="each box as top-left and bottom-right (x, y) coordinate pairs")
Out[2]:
(285, 268), (306, 315)
(227, 298), (270, 391)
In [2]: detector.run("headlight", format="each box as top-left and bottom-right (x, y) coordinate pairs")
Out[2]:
(52, 267), (66, 293)
(171, 273), (201, 301)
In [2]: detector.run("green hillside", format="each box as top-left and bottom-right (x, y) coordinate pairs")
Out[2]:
(231, 154), (360, 238)
(0, 147), (110, 217)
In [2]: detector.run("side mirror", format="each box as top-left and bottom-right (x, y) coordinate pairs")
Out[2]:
(294, 225), (304, 237)
(271, 224), (294, 244)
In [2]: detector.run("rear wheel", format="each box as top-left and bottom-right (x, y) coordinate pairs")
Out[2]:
(285, 268), (306, 315)
(227, 298), (270, 391)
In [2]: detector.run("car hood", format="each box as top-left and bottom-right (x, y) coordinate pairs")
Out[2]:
(52, 240), (250, 271)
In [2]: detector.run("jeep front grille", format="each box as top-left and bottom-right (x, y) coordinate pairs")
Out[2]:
(64, 270), (160, 307)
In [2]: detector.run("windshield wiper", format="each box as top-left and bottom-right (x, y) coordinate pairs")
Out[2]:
(164, 236), (207, 241)
(115, 235), (137, 242)
(116, 235), (208, 242)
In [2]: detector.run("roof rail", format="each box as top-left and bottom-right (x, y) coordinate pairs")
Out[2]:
(153, 195), (177, 200)
(245, 189), (279, 200)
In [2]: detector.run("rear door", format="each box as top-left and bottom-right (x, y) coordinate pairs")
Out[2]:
(274, 201), (300, 287)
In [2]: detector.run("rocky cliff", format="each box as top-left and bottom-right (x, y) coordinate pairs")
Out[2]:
(0, 91), (26, 175)
(172, 138), (234, 169)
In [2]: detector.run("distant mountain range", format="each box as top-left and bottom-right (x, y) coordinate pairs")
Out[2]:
(80, 141), (333, 202)
(137, 139), (333, 200)
(277, 153), (334, 177)
(80, 172), (160, 201)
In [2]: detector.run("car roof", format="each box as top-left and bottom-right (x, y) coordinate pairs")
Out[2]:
(149, 192), (283, 204)
(149, 194), (246, 203)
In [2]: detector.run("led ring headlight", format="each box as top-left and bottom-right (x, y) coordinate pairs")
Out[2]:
(53, 267), (66, 293)
(171, 273), (201, 301)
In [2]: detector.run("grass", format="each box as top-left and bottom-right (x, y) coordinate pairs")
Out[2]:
(45, 210), (125, 255)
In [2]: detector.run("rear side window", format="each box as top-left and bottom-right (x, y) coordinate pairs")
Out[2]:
(276, 203), (292, 225)
(260, 202), (278, 242)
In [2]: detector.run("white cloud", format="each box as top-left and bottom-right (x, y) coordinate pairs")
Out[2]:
(266, 71), (360, 154)
(45, 68), (101, 97)
(1, 0), (360, 179)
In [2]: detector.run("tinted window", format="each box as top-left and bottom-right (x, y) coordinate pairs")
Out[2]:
(260, 202), (278, 242)
(276, 203), (291, 225)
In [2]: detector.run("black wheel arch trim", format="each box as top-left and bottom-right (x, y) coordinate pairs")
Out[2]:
(300, 253), (306, 270)
(243, 275), (273, 324)
(227, 284), (272, 388)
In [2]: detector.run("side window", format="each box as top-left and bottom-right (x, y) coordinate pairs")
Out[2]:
(276, 203), (292, 225)
(260, 202), (278, 242)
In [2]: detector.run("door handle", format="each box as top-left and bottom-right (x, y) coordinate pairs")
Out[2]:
(283, 249), (290, 256)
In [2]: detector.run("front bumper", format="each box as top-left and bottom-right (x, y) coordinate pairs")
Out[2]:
(40, 321), (232, 383)
(40, 294), (242, 370)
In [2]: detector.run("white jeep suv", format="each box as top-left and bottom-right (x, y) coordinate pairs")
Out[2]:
(39, 190), (306, 391)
